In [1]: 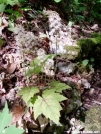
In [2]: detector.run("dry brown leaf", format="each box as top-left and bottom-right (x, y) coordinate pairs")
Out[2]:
(11, 105), (24, 125)
(3, 54), (21, 73)
(7, 63), (16, 74)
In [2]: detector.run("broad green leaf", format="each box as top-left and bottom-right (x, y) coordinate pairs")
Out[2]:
(33, 90), (67, 124)
(82, 59), (89, 66)
(4, 126), (24, 134)
(0, 102), (12, 133)
(50, 81), (70, 93)
(18, 86), (39, 104)
(43, 90), (67, 102)
(0, 102), (24, 134)
(0, 3), (6, 13)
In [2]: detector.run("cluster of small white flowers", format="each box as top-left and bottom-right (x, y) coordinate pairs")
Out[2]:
(14, 25), (38, 56)
(43, 10), (74, 54)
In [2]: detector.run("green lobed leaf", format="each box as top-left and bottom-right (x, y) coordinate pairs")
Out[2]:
(4, 126), (24, 134)
(18, 86), (39, 104)
(50, 81), (70, 93)
(43, 90), (67, 102)
(0, 102), (12, 133)
(33, 89), (67, 124)
(0, 102), (24, 134)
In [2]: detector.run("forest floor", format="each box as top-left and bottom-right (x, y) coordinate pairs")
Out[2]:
(0, 4), (101, 134)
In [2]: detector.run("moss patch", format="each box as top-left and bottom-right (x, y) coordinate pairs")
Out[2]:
(77, 33), (101, 66)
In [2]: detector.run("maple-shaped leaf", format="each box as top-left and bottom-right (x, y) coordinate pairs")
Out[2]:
(0, 102), (24, 134)
(18, 86), (39, 104)
(4, 126), (24, 134)
(50, 81), (70, 93)
(33, 90), (67, 124)
(0, 102), (12, 133)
